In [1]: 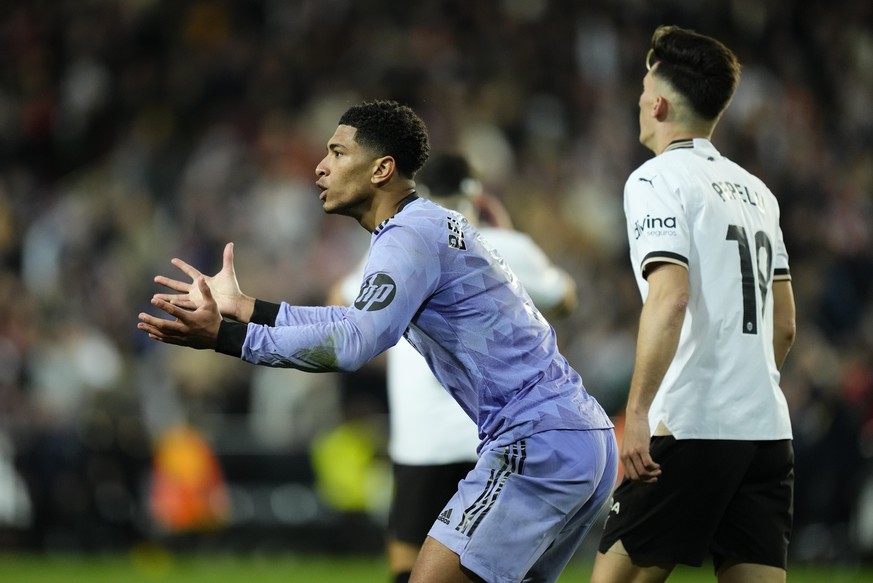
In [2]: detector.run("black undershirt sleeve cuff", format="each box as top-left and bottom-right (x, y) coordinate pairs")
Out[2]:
(215, 320), (247, 357)
(250, 299), (281, 325)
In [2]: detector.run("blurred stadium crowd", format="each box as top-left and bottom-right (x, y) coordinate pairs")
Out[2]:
(0, 0), (871, 566)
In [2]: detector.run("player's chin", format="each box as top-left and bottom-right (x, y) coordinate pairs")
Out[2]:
(321, 199), (337, 214)
(321, 199), (350, 216)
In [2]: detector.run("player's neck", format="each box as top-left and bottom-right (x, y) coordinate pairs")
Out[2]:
(653, 129), (710, 155)
(363, 188), (418, 232)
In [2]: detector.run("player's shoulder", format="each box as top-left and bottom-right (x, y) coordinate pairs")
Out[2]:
(377, 197), (442, 234)
(627, 155), (661, 182)
(627, 140), (728, 191)
(624, 157), (674, 202)
(376, 197), (469, 254)
(715, 153), (778, 202)
(626, 149), (686, 188)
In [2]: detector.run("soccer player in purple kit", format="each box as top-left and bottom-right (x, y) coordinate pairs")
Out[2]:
(331, 152), (581, 583)
(138, 100), (617, 583)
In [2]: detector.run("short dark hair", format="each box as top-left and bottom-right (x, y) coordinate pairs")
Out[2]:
(338, 100), (430, 179)
(647, 25), (741, 121)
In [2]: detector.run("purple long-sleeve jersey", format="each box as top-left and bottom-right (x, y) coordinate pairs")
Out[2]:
(220, 195), (612, 450)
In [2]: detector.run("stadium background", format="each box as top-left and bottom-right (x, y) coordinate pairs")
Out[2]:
(0, 0), (872, 577)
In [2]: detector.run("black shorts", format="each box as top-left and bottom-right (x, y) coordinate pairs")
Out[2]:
(387, 461), (476, 545)
(598, 437), (793, 572)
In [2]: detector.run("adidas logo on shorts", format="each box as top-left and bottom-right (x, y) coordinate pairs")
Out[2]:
(438, 508), (453, 525)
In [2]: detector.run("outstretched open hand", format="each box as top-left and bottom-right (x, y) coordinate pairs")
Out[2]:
(153, 242), (250, 321)
(138, 277), (222, 349)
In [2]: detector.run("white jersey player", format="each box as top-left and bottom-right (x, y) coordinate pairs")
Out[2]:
(593, 26), (797, 583)
(625, 137), (792, 441)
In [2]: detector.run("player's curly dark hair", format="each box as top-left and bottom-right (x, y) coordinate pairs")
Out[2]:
(338, 100), (430, 179)
(647, 25), (741, 121)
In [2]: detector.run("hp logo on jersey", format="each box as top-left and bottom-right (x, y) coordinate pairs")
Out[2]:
(354, 273), (397, 311)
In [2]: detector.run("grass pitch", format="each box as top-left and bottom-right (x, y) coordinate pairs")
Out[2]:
(0, 551), (871, 582)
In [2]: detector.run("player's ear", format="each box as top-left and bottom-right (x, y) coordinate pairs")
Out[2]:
(372, 155), (396, 186)
(653, 95), (669, 121)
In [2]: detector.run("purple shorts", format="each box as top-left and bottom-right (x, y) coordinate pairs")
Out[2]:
(427, 428), (617, 583)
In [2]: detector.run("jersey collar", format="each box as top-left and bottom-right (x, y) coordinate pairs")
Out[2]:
(663, 139), (695, 152)
(663, 138), (721, 160)
(397, 192), (419, 212)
